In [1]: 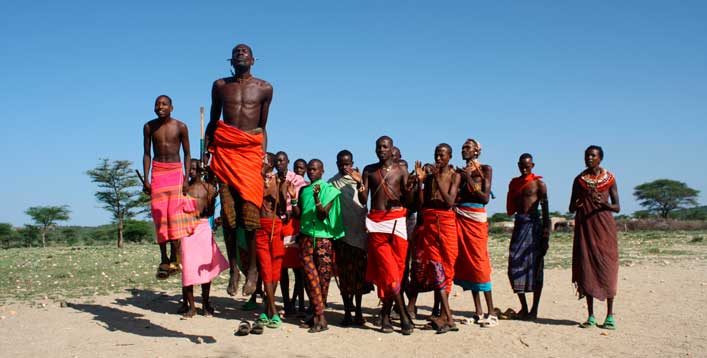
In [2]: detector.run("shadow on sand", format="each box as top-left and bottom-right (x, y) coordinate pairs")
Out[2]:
(68, 302), (217, 344)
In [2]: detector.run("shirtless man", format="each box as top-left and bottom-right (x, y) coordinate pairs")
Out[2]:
(453, 139), (497, 327)
(142, 95), (191, 278)
(506, 153), (549, 320)
(178, 161), (228, 318)
(205, 44), (273, 296)
(409, 144), (461, 333)
(356, 136), (414, 335)
(252, 152), (295, 330)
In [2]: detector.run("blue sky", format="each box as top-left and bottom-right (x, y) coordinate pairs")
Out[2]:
(1, 1), (706, 226)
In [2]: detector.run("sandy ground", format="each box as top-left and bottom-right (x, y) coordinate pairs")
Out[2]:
(1, 260), (705, 358)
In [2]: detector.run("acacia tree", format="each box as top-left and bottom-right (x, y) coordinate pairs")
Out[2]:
(24, 205), (70, 247)
(86, 159), (147, 248)
(634, 179), (699, 219)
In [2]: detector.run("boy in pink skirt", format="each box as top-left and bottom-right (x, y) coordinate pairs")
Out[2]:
(179, 161), (229, 317)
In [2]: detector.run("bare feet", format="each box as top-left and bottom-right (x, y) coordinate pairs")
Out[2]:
(405, 304), (417, 321)
(202, 304), (215, 317)
(182, 308), (196, 318)
(308, 316), (328, 333)
(227, 271), (240, 297)
(242, 268), (258, 296)
(401, 320), (414, 335)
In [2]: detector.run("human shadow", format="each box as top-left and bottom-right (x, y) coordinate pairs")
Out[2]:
(68, 302), (216, 344)
(533, 317), (580, 326)
(113, 288), (309, 327)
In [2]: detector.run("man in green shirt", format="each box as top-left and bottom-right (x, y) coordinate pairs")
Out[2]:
(294, 159), (344, 333)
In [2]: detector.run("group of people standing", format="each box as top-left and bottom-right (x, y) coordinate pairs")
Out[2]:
(141, 43), (622, 336)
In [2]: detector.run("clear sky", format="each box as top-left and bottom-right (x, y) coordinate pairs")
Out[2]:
(1, 0), (706, 227)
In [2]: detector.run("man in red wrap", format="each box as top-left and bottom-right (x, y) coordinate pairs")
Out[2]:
(570, 145), (620, 330)
(356, 136), (414, 335)
(205, 43), (273, 297)
(408, 143), (461, 333)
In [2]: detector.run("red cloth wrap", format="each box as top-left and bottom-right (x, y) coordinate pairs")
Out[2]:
(420, 209), (459, 293)
(281, 218), (303, 268)
(365, 208), (408, 300)
(255, 217), (284, 283)
(454, 206), (492, 284)
(506, 174), (543, 216)
(208, 121), (264, 208)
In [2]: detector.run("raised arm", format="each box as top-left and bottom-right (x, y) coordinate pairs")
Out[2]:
(142, 123), (152, 194)
(478, 165), (493, 204)
(259, 84), (273, 156)
(180, 122), (191, 195)
(292, 186), (304, 219)
(539, 180), (550, 255)
(204, 80), (223, 154)
(436, 171), (461, 206)
(357, 166), (370, 206)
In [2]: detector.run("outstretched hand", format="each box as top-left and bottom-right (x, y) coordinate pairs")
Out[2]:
(414, 160), (426, 182)
(348, 167), (363, 184)
(286, 180), (297, 198)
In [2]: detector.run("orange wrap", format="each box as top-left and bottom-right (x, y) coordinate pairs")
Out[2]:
(454, 206), (492, 284)
(420, 209), (458, 294)
(208, 121), (264, 208)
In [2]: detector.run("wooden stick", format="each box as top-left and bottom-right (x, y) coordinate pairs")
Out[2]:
(135, 170), (145, 186)
(270, 177), (280, 243)
(199, 106), (205, 161)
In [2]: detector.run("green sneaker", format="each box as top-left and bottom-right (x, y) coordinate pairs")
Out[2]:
(579, 315), (596, 328)
(256, 312), (270, 325)
(267, 314), (282, 329)
(601, 316), (617, 330)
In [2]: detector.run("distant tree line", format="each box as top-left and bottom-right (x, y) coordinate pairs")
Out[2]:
(0, 220), (155, 249)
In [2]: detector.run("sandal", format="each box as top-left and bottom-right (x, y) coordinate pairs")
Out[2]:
(601, 316), (616, 330)
(250, 321), (265, 335)
(256, 313), (270, 325)
(267, 314), (282, 329)
(155, 263), (170, 280)
(580, 315), (597, 328)
(401, 321), (414, 336)
(236, 321), (251, 336)
(168, 262), (181, 275)
(480, 315), (499, 328)
(380, 323), (394, 334)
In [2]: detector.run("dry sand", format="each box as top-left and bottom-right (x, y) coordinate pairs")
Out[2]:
(1, 260), (705, 358)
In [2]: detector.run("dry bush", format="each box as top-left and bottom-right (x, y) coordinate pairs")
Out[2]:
(616, 219), (707, 232)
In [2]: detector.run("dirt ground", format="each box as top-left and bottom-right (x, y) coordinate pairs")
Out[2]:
(1, 260), (705, 358)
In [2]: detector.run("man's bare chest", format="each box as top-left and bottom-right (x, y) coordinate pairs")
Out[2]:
(220, 84), (264, 106)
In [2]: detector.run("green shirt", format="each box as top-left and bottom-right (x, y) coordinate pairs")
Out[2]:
(299, 179), (345, 241)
